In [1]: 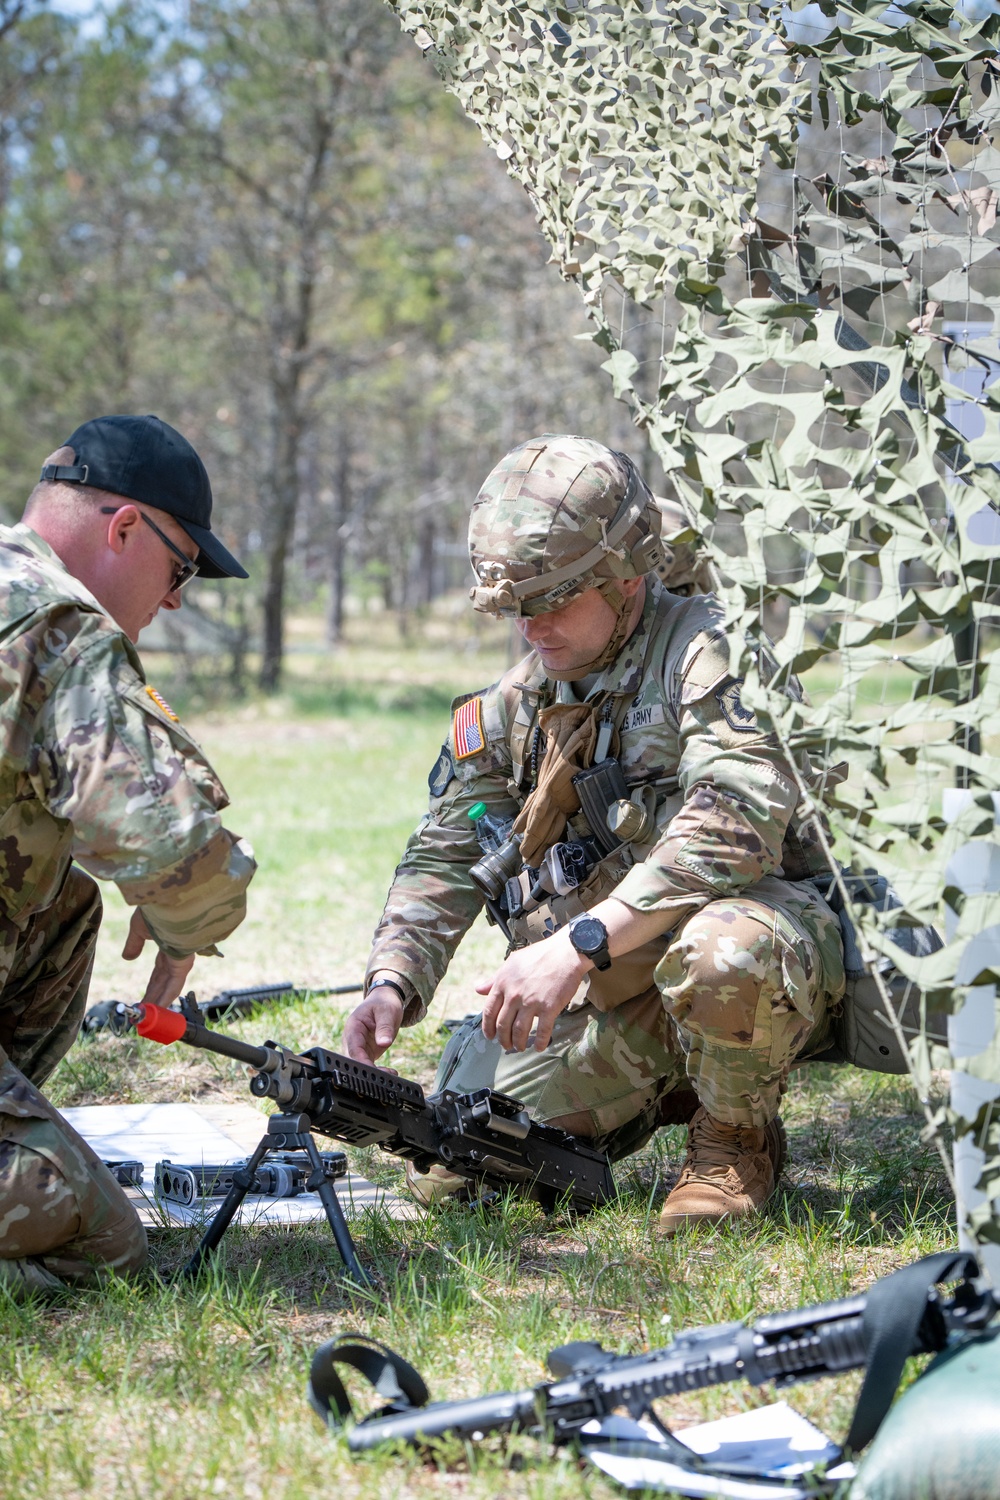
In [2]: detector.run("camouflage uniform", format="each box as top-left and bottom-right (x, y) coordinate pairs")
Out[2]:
(0, 524), (256, 1284)
(366, 439), (845, 1162)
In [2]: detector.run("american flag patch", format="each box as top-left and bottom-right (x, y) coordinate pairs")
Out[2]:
(452, 696), (485, 760)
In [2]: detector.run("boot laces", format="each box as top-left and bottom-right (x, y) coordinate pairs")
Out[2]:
(682, 1112), (765, 1179)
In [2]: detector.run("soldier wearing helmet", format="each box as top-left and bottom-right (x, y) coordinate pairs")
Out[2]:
(344, 434), (845, 1234)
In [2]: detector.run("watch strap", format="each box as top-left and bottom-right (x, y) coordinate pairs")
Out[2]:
(366, 977), (407, 1004)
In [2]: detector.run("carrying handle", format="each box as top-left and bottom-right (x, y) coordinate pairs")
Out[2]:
(308, 1334), (430, 1429)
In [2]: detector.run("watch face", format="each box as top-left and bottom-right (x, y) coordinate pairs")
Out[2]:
(571, 916), (606, 955)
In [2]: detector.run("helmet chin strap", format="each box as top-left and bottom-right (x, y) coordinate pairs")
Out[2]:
(543, 580), (636, 683)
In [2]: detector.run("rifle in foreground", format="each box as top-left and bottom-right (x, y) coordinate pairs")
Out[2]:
(110, 994), (614, 1286)
(310, 1251), (997, 1468)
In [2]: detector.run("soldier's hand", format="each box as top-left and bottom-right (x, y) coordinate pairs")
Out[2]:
(478, 933), (589, 1053)
(123, 908), (196, 1007)
(343, 988), (404, 1064)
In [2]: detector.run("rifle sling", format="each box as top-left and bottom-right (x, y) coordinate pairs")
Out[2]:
(845, 1248), (979, 1453)
(308, 1335), (429, 1428)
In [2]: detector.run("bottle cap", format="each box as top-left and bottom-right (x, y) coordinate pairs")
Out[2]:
(468, 802), (487, 822)
(607, 797), (653, 842)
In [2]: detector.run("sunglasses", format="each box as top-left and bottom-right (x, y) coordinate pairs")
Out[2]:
(101, 507), (200, 591)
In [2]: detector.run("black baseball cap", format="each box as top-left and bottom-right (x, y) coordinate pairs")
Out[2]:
(40, 414), (248, 580)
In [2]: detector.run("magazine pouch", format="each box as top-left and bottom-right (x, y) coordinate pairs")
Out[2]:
(813, 871), (946, 1074)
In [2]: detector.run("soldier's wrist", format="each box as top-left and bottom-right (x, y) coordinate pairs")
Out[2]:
(567, 913), (612, 972)
(366, 974), (408, 1008)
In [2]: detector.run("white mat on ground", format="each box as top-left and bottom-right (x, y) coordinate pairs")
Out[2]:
(63, 1101), (419, 1226)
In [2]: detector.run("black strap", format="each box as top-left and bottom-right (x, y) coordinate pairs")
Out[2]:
(39, 463), (89, 484)
(845, 1249), (979, 1452)
(308, 1334), (429, 1429)
(365, 977), (407, 1005)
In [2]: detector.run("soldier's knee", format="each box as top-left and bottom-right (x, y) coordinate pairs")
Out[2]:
(103, 1211), (148, 1277)
(37, 1180), (147, 1284)
(0, 1118), (146, 1278)
(0, 1137), (84, 1258)
(657, 904), (778, 1045)
(42, 1209), (148, 1285)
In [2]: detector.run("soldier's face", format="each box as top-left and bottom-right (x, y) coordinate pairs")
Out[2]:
(515, 580), (643, 678)
(97, 503), (199, 641)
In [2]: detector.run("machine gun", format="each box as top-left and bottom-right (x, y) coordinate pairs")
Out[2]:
(110, 994), (615, 1287)
(309, 1251), (998, 1470)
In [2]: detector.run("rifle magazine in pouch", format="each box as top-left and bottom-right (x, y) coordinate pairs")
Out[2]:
(572, 759), (629, 855)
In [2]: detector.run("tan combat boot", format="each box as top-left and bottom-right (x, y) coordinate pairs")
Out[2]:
(403, 1159), (469, 1207)
(657, 1107), (786, 1237)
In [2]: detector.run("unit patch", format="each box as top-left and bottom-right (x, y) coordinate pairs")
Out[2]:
(624, 700), (665, 733)
(452, 696), (485, 760)
(145, 685), (179, 722)
(428, 744), (456, 797)
(716, 679), (757, 733)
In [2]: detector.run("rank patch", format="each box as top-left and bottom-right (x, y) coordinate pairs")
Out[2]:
(428, 744), (456, 797)
(452, 696), (485, 760)
(716, 679), (757, 733)
(145, 685), (179, 722)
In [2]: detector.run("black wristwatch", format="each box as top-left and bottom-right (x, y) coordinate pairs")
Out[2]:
(567, 914), (612, 972)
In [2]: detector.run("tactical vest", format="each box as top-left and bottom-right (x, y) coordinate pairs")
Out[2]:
(495, 589), (827, 1011)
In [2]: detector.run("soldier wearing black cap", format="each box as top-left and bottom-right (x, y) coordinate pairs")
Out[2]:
(0, 414), (256, 1295)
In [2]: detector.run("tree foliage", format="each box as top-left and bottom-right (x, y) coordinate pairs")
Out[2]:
(0, 0), (624, 686)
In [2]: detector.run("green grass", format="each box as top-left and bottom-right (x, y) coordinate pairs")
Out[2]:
(1, 639), (957, 1499)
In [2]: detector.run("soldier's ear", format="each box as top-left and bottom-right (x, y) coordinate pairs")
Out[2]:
(103, 503), (142, 555)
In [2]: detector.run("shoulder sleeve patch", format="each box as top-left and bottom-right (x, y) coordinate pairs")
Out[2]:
(678, 632), (733, 705)
(145, 685), (180, 722)
(716, 679), (758, 733)
(452, 695), (485, 761)
(428, 743), (456, 797)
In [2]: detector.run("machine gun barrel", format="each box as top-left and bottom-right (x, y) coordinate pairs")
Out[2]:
(111, 1000), (278, 1071)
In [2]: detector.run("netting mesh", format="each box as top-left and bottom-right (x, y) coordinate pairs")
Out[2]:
(389, 0), (1000, 1250)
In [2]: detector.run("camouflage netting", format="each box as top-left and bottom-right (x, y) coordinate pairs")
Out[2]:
(389, 0), (1000, 1252)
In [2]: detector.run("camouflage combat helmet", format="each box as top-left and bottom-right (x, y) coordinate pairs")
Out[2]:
(468, 434), (685, 676)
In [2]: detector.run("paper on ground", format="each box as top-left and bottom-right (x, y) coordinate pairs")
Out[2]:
(583, 1402), (854, 1498)
(63, 1100), (419, 1226)
(679, 1400), (842, 1476)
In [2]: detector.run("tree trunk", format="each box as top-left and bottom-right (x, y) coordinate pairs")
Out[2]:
(259, 382), (302, 691)
(417, 514), (435, 607)
(325, 431), (351, 645)
(229, 586), (249, 698)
